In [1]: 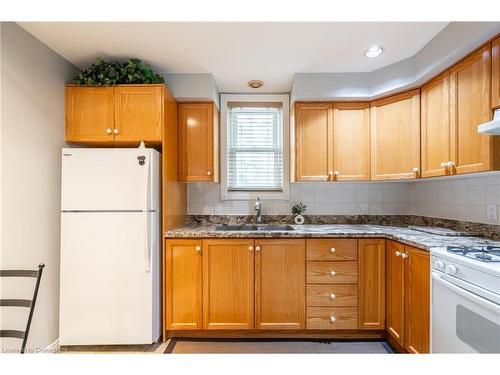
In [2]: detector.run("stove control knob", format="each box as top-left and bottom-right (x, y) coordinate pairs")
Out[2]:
(445, 264), (458, 275)
(434, 260), (445, 270)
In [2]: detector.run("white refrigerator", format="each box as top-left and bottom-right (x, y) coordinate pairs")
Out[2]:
(59, 148), (161, 345)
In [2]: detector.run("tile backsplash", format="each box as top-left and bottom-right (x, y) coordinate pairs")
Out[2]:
(187, 172), (500, 225)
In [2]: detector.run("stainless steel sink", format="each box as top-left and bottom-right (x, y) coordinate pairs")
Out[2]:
(216, 224), (294, 231)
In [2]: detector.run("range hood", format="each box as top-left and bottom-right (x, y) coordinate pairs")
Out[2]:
(478, 108), (500, 134)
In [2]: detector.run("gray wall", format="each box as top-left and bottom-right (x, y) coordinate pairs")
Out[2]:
(0, 22), (78, 352)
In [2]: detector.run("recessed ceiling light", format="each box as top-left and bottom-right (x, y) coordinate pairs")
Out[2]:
(364, 45), (384, 58)
(248, 80), (264, 89)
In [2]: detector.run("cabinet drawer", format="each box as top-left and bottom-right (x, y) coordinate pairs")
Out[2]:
(307, 307), (358, 329)
(307, 261), (358, 284)
(306, 284), (358, 307)
(306, 239), (357, 261)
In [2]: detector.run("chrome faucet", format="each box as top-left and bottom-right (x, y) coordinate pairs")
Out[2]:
(254, 197), (262, 223)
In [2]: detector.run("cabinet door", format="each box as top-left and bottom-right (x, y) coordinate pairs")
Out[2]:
(370, 90), (420, 180)
(491, 37), (500, 109)
(450, 45), (492, 174)
(404, 246), (430, 354)
(332, 103), (370, 180)
(114, 85), (163, 143)
(165, 240), (203, 330)
(203, 239), (254, 330)
(421, 73), (452, 178)
(255, 239), (305, 329)
(65, 86), (115, 142)
(358, 239), (385, 330)
(179, 103), (217, 182)
(386, 240), (405, 346)
(295, 103), (333, 181)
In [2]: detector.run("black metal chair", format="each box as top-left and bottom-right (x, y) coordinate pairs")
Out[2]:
(0, 264), (45, 353)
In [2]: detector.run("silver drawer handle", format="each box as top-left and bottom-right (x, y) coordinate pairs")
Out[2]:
(330, 247), (336, 253)
(195, 246), (202, 253)
(330, 271), (336, 276)
(330, 315), (336, 323)
(330, 293), (336, 300)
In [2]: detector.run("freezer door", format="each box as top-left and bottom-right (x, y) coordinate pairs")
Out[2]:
(60, 212), (160, 345)
(61, 148), (159, 211)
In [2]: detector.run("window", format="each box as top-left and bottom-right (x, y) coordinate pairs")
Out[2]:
(221, 94), (289, 200)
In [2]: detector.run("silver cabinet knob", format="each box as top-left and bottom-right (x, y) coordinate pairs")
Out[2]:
(330, 270), (336, 276)
(328, 171), (334, 176)
(334, 171), (340, 176)
(255, 246), (261, 252)
(330, 247), (336, 253)
(440, 162), (447, 168)
(412, 167), (419, 173)
(248, 246), (254, 251)
(113, 128), (120, 134)
(330, 293), (336, 300)
(330, 315), (336, 323)
(106, 128), (113, 134)
(401, 252), (409, 259)
(207, 171), (212, 176)
(395, 251), (401, 257)
(195, 246), (202, 253)
(447, 161), (455, 168)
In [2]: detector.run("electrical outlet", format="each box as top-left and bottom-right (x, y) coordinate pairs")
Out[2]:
(487, 205), (498, 221)
(361, 204), (369, 214)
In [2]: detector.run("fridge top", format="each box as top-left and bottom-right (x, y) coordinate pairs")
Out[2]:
(61, 148), (161, 212)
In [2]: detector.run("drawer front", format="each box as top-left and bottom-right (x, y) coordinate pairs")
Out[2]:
(307, 307), (358, 330)
(306, 239), (358, 261)
(307, 261), (358, 284)
(306, 284), (358, 307)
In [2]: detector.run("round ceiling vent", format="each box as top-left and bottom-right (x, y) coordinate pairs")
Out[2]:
(248, 80), (264, 89)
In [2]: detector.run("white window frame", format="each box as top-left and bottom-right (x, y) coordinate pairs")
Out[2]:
(220, 93), (290, 201)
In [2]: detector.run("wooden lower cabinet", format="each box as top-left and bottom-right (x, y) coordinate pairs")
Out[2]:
(358, 239), (385, 330)
(307, 307), (358, 329)
(386, 241), (430, 353)
(405, 246), (430, 354)
(386, 240), (406, 346)
(203, 239), (254, 330)
(165, 240), (203, 330)
(255, 239), (306, 329)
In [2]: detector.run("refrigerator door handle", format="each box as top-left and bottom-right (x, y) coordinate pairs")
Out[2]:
(142, 150), (151, 273)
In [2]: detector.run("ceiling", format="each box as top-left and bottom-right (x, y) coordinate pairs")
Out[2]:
(18, 22), (449, 93)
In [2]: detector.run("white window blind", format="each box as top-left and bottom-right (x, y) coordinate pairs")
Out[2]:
(227, 105), (283, 191)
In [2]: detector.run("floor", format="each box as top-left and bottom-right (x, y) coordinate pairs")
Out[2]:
(60, 339), (394, 354)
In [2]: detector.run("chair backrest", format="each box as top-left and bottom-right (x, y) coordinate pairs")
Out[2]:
(0, 264), (45, 354)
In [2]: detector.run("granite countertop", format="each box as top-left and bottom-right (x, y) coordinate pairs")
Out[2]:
(164, 224), (500, 252)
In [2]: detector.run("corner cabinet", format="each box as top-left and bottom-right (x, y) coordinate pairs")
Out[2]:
(178, 102), (219, 182)
(370, 90), (421, 180)
(65, 84), (164, 145)
(386, 241), (430, 353)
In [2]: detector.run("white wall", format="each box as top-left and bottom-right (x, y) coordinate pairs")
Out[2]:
(187, 173), (500, 226)
(0, 22), (78, 352)
(164, 73), (220, 108)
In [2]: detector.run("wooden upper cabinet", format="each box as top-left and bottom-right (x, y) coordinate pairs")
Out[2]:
(332, 103), (371, 180)
(421, 73), (453, 178)
(370, 90), (420, 180)
(386, 240), (405, 347)
(165, 239), (203, 330)
(255, 239), (306, 330)
(404, 246), (430, 354)
(65, 86), (115, 142)
(178, 102), (219, 182)
(358, 239), (385, 330)
(450, 45), (493, 174)
(295, 103), (333, 181)
(202, 239), (254, 330)
(492, 37), (500, 109)
(114, 85), (163, 142)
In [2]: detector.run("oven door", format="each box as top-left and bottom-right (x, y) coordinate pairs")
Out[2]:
(431, 271), (500, 353)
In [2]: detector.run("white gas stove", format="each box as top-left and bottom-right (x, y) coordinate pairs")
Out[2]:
(430, 246), (500, 353)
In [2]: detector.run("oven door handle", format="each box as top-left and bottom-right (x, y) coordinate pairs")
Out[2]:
(432, 273), (500, 313)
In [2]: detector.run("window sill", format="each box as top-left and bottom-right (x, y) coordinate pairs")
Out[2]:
(221, 189), (290, 201)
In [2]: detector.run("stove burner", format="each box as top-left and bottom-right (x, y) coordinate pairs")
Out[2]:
(446, 246), (500, 263)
